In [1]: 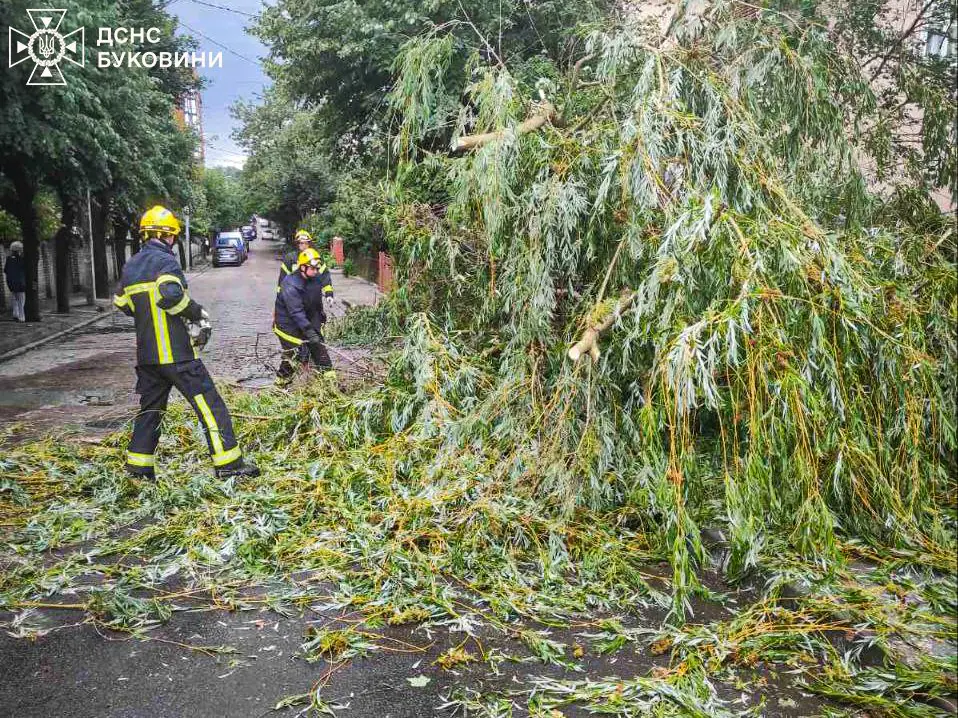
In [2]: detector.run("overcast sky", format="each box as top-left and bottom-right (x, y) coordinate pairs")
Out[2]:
(168, 0), (271, 169)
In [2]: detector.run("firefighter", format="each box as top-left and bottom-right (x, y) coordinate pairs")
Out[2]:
(278, 230), (313, 286)
(274, 247), (335, 384)
(113, 205), (259, 480)
(278, 229), (336, 365)
(278, 230), (335, 296)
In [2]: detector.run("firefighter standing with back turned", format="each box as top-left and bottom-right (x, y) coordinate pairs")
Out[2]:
(113, 205), (260, 479)
(274, 246), (336, 384)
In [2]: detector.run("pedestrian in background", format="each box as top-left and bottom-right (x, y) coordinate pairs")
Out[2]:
(4, 241), (26, 322)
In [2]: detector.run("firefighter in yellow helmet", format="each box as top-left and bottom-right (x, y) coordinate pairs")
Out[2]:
(112, 205), (259, 480)
(277, 230), (334, 298)
(278, 230), (314, 287)
(273, 247), (335, 384)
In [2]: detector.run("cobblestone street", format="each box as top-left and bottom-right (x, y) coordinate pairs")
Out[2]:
(0, 240), (379, 437)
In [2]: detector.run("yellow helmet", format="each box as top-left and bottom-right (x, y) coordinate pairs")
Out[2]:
(139, 205), (181, 237)
(294, 229), (313, 243)
(297, 247), (322, 269)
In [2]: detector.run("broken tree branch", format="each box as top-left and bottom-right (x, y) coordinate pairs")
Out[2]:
(455, 102), (556, 152)
(568, 290), (640, 363)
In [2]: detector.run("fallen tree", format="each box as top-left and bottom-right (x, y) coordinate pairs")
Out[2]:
(376, 1), (957, 615)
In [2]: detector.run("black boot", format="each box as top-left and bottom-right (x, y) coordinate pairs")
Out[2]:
(216, 459), (261, 479)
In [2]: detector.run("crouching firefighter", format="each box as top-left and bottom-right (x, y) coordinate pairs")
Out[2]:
(274, 247), (335, 385)
(113, 205), (260, 480)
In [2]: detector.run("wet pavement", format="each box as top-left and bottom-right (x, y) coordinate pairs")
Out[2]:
(0, 578), (828, 718)
(0, 240), (380, 438)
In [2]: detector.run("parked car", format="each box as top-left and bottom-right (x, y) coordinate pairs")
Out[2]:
(212, 231), (247, 267)
(241, 225), (256, 248)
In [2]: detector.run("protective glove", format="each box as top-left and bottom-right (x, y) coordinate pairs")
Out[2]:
(304, 328), (322, 347)
(189, 309), (213, 350)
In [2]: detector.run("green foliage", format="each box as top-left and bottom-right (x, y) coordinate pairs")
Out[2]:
(825, 0), (957, 199)
(374, 1), (957, 617)
(0, 377), (953, 715)
(193, 167), (247, 236)
(324, 303), (396, 347)
(0, 191), (58, 244)
(254, 0), (612, 150)
(0, 0), (199, 284)
(325, 168), (386, 252)
(233, 89), (335, 232)
(239, 0), (611, 238)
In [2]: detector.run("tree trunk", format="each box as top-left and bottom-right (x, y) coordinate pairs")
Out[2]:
(112, 216), (129, 277)
(92, 191), (111, 298)
(175, 237), (187, 268)
(8, 168), (41, 322)
(53, 201), (77, 314)
(41, 244), (54, 299)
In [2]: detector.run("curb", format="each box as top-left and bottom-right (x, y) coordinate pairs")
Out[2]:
(0, 308), (116, 364)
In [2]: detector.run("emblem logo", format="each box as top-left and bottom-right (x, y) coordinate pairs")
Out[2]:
(8, 9), (84, 86)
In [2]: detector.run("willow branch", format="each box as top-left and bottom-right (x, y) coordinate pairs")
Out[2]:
(455, 103), (556, 152)
(568, 291), (640, 363)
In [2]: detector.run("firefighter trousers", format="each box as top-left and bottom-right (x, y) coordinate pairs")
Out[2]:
(127, 359), (242, 475)
(278, 334), (332, 379)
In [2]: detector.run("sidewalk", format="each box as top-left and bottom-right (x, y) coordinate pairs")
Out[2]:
(0, 295), (112, 360)
(327, 267), (382, 313)
(0, 256), (213, 363)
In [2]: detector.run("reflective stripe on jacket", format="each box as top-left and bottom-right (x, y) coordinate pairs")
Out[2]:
(113, 239), (204, 366)
(277, 249), (334, 300)
(276, 249), (298, 291)
(274, 271), (314, 343)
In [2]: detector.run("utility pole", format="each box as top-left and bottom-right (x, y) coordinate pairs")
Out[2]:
(86, 188), (95, 306)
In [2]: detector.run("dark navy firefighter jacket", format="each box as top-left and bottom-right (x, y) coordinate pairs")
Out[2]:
(277, 250), (334, 331)
(112, 239), (205, 366)
(274, 270), (324, 345)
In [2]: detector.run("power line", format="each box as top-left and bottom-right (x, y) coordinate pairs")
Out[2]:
(178, 19), (263, 67)
(184, 0), (257, 18)
(205, 141), (249, 159)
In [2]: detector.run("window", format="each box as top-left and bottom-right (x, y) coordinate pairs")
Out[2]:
(924, 17), (956, 59)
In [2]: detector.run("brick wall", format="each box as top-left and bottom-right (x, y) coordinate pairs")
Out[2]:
(331, 236), (345, 265)
(377, 251), (394, 293)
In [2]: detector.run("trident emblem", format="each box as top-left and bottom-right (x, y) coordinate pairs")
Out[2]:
(8, 9), (85, 86)
(37, 33), (57, 58)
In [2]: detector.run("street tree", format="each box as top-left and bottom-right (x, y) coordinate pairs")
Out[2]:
(0, 0), (199, 319)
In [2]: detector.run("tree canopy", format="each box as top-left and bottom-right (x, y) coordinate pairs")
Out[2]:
(0, 0), (201, 319)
